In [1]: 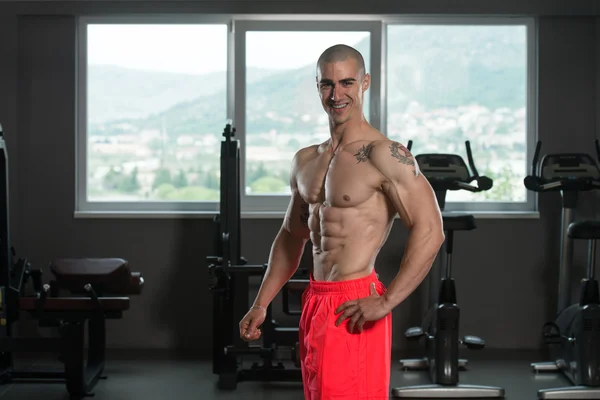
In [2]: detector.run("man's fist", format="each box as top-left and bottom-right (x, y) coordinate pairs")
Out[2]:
(239, 306), (267, 341)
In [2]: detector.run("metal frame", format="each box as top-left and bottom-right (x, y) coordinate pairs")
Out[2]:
(75, 14), (538, 215)
(233, 19), (382, 213)
(75, 15), (232, 213)
(381, 16), (537, 213)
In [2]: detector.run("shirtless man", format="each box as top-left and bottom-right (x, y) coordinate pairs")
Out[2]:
(239, 44), (445, 399)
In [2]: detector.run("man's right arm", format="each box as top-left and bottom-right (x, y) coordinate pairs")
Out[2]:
(251, 162), (311, 310)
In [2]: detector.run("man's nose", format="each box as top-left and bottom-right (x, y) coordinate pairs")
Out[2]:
(330, 86), (344, 102)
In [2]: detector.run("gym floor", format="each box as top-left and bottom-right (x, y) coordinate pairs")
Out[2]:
(0, 349), (580, 399)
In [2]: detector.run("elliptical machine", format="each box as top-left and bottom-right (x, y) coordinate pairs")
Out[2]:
(392, 140), (505, 398)
(525, 140), (600, 399)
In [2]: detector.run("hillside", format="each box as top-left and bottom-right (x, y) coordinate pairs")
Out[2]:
(88, 65), (277, 123)
(89, 24), (527, 137)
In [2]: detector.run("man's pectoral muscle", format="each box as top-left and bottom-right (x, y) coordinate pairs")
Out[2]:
(371, 140), (445, 310)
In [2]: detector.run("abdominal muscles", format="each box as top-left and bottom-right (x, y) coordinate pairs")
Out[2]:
(309, 200), (391, 281)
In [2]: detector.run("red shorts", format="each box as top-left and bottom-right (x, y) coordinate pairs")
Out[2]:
(299, 270), (392, 400)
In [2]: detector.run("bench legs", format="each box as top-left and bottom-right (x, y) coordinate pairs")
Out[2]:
(61, 314), (107, 398)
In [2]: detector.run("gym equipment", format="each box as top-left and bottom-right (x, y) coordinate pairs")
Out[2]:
(207, 122), (306, 390)
(525, 140), (600, 399)
(0, 123), (144, 398)
(392, 140), (505, 398)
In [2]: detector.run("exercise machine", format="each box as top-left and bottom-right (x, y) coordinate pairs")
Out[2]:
(207, 122), (306, 390)
(0, 123), (144, 398)
(525, 140), (600, 399)
(392, 140), (505, 398)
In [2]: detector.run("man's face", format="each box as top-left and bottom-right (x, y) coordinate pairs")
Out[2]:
(316, 58), (370, 125)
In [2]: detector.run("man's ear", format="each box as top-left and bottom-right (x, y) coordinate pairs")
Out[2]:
(362, 73), (371, 92)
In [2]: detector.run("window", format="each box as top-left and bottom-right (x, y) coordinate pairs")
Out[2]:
(245, 30), (370, 196)
(234, 21), (380, 212)
(385, 19), (535, 212)
(77, 18), (230, 213)
(75, 16), (536, 216)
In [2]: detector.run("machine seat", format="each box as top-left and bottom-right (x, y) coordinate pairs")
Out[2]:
(50, 258), (144, 295)
(568, 220), (600, 240)
(442, 214), (476, 232)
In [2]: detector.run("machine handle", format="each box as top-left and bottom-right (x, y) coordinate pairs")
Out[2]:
(456, 177), (493, 192)
(524, 175), (555, 192)
(456, 182), (478, 192)
(465, 141), (480, 178)
(531, 140), (542, 176)
(476, 176), (493, 191)
(524, 176), (600, 192)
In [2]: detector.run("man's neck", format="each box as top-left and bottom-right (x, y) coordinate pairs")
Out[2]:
(329, 118), (368, 151)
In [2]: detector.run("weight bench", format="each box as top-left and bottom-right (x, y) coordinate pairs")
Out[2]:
(7, 257), (143, 398)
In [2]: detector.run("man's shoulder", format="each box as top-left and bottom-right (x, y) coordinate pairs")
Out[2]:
(366, 138), (417, 178)
(292, 143), (322, 163)
(365, 138), (412, 160)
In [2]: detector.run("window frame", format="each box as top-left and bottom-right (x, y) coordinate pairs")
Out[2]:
(74, 15), (538, 217)
(233, 19), (383, 213)
(75, 15), (233, 214)
(382, 16), (538, 213)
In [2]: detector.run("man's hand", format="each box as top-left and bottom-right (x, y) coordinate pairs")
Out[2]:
(334, 282), (391, 333)
(239, 306), (267, 341)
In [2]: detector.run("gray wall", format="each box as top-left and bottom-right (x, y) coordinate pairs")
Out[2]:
(1, 1), (600, 358)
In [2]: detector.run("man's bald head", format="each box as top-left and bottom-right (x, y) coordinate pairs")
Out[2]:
(316, 44), (366, 79)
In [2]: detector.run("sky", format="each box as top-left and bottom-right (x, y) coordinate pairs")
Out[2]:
(87, 24), (370, 75)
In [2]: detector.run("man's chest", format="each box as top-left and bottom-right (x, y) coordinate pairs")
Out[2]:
(296, 152), (381, 207)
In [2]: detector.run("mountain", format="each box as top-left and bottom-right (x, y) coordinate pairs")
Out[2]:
(88, 65), (277, 123)
(89, 25), (527, 137)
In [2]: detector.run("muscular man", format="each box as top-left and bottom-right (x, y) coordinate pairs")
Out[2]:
(239, 44), (445, 399)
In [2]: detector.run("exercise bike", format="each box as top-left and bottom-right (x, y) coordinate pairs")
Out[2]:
(525, 140), (600, 399)
(392, 140), (505, 398)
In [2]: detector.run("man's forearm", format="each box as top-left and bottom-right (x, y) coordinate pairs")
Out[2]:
(382, 225), (444, 310)
(252, 228), (307, 309)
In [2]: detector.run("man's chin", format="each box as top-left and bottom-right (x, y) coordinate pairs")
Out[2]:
(330, 113), (351, 125)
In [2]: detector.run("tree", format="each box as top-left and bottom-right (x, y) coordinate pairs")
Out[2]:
(118, 167), (141, 193)
(480, 165), (522, 202)
(204, 170), (219, 190)
(102, 167), (123, 190)
(247, 162), (268, 185)
(173, 169), (188, 188)
(249, 176), (287, 194)
(153, 168), (172, 190)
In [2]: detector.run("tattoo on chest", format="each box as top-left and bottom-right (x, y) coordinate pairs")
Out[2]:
(354, 142), (374, 163)
(390, 142), (417, 176)
(300, 203), (309, 225)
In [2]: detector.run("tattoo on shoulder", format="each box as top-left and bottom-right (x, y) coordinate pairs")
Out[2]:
(354, 142), (375, 163)
(389, 142), (417, 176)
(300, 203), (309, 225)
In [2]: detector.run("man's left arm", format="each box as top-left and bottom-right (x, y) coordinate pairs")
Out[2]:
(334, 140), (445, 332)
(372, 140), (445, 311)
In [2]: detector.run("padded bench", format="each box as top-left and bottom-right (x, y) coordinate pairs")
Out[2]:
(20, 297), (130, 312)
(12, 257), (143, 398)
(49, 257), (144, 295)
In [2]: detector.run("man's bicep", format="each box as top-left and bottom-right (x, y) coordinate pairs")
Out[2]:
(282, 190), (310, 238)
(372, 141), (440, 227)
(395, 175), (442, 229)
